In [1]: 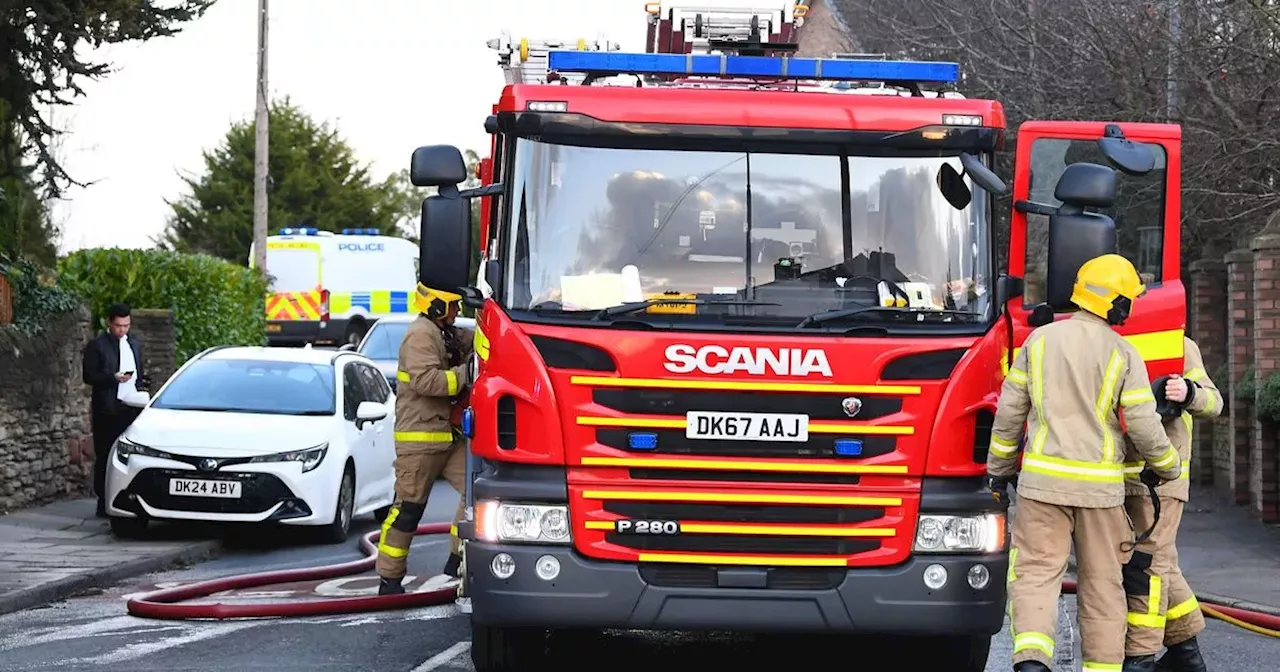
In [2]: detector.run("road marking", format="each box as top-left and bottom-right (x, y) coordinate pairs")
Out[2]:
(58, 621), (260, 665)
(410, 640), (471, 671)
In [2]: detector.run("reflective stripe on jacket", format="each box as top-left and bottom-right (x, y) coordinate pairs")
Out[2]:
(1123, 336), (1223, 502)
(988, 311), (1182, 508)
(394, 316), (471, 448)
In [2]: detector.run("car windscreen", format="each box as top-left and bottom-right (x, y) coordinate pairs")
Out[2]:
(151, 358), (336, 415)
(359, 321), (410, 361)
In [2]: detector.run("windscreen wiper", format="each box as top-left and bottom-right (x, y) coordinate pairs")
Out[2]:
(592, 298), (780, 321)
(797, 305), (981, 328)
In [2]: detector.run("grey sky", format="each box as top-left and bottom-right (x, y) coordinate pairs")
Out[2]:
(48, 0), (654, 252)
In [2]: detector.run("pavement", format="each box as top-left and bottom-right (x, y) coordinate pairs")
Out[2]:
(0, 499), (221, 617)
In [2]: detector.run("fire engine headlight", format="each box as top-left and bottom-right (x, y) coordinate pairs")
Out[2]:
(475, 500), (572, 544)
(913, 513), (1006, 554)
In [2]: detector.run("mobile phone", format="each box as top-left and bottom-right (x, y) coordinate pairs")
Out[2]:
(121, 371), (134, 376)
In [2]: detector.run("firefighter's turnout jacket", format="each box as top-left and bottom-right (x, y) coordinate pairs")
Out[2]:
(988, 311), (1183, 507)
(1123, 337), (1223, 502)
(394, 315), (473, 450)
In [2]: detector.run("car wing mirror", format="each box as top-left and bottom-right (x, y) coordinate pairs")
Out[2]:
(355, 401), (388, 429)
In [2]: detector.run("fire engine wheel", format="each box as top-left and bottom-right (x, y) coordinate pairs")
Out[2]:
(470, 623), (549, 671)
(933, 634), (990, 670)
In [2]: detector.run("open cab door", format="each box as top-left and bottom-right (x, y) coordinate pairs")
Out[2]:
(1004, 121), (1185, 380)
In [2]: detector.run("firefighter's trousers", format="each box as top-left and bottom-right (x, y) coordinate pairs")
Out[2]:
(1008, 497), (1132, 670)
(375, 439), (466, 580)
(1124, 494), (1205, 655)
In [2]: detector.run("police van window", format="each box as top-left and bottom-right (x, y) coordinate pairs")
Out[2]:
(343, 364), (367, 420)
(266, 247), (321, 292)
(1022, 138), (1167, 306)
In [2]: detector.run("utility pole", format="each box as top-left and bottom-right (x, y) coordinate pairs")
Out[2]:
(1166, 0), (1182, 119)
(252, 0), (270, 275)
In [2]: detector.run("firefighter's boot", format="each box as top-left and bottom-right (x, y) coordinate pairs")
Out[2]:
(378, 576), (405, 596)
(1123, 655), (1158, 672)
(1155, 637), (1208, 672)
(1013, 661), (1050, 672)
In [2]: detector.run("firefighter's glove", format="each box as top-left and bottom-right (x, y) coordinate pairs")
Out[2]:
(1139, 466), (1165, 489)
(1152, 375), (1195, 419)
(985, 473), (1016, 506)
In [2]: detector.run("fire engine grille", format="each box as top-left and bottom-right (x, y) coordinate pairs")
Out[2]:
(592, 389), (903, 421)
(601, 501), (884, 524)
(595, 429), (897, 459)
(606, 532), (879, 555)
(638, 565), (845, 590)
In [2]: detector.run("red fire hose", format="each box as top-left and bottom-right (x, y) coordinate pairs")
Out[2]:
(127, 523), (456, 619)
(125, 523), (1280, 639)
(1060, 579), (1280, 637)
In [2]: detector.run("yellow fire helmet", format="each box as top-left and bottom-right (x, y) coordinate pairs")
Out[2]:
(1070, 253), (1146, 325)
(415, 282), (462, 320)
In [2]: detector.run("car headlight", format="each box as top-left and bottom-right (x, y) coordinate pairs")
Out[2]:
(114, 437), (172, 464)
(249, 443), (328, 473)
(475, 500), (571, 544)
(913, 513), (1006, 553)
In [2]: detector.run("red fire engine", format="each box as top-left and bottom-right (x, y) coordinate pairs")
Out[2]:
(408, 3), (1185, 669)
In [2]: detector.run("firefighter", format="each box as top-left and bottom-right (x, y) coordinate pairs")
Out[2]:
(1121, 336), (1222, 672)
(376, 283), (475, 596)
(985, 253), (1183, 672)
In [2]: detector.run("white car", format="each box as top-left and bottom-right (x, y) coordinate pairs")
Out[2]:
(104, 345), (397, 543)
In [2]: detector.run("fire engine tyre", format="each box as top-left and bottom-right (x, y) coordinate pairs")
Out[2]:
(470, 623), (549, 671)
(934, 634), (990, 671)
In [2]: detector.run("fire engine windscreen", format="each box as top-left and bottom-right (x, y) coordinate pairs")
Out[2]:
(503, 138), (993, 325)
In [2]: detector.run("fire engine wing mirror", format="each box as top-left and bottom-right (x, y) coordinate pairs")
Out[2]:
(1097, 124), (1156, 177)
(415, 145), (474, 300)
(937, 163), (972, 210)
(410, 144), (468, 189)
(959, 152), (1008, 196)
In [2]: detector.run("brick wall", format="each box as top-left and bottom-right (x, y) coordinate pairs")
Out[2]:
(1187, 259), (1227, 483)
(1250, 234), (1280, 522)
(1189, 238), (1280, 523)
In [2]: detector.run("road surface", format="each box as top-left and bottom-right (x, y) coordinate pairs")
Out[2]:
(1, 484), (1275, 671)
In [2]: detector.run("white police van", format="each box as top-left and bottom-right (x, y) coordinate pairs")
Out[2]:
(251, 228), (419, 347)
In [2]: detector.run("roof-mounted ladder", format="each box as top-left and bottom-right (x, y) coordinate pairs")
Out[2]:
(645, 2), (807, 57)
(487, 31), (621, 85)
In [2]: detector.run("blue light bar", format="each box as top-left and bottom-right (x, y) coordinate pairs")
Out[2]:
(546, 51), (960, 84)
(341, 228), (380, 235)
(278, 227), (319, 236)
(834, 439), (864, 457)
(627, 432), (659, 450)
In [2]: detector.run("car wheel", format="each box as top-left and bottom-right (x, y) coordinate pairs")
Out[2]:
(321, 466), (355, 544)
(470, 623), (548, 671)
(374, 505), (392, 524)
(109, 515), (149, 539)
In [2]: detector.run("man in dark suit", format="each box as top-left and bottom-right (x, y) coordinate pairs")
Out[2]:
(82, 303), (147, 517)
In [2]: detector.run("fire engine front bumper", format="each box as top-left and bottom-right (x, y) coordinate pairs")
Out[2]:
(464, 541), (1008, 634)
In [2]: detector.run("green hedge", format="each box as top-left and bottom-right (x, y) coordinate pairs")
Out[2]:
(0, 253), (81, 336)
(58, 248), (269, 364)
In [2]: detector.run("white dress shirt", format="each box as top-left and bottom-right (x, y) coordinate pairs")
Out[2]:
(116, 336), (138, 400)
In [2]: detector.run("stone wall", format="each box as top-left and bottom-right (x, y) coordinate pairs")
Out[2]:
(0, 307), (177, 513)
(131, 309), (177, 390)
(0, 308), (94, 512)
